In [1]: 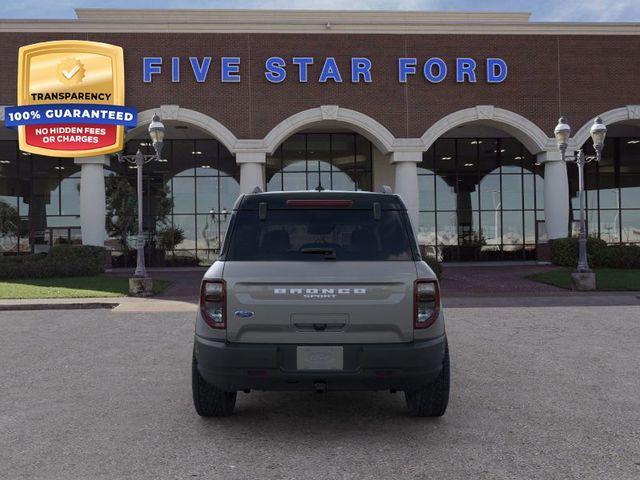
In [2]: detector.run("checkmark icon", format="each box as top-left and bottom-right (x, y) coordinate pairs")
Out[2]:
(62, 64), (80, 79)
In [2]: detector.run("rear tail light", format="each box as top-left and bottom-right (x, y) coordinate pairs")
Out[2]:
(414, 279), (440, 329)
(200, 279), (226, 329)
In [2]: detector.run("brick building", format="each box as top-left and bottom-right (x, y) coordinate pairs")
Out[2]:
(0, 9), (639, 264)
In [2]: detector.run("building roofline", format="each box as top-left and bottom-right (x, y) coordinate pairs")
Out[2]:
(0, 9), (638, 35)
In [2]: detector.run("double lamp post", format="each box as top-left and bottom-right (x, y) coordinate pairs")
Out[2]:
(553, 115), (607, 290)
(117, 114), (166, 295)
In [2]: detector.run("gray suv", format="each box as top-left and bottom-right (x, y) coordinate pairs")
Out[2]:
(192, 190), (449, 417)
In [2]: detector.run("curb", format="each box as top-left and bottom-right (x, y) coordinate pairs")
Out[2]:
(0, 302), (119, 311)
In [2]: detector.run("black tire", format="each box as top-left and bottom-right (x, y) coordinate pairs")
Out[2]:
(405, 342), (450, 417)
(192, 351), (237, 417)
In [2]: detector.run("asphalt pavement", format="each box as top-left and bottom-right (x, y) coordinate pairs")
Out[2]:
(1, 305), (639, 479)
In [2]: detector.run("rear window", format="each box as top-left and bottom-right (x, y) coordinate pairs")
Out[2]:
(224, 209), (416, 261)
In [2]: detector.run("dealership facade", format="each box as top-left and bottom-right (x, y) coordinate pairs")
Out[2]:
(0, 9), (639, 264)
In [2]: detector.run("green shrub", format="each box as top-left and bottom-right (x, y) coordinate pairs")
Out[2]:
(0, 245), (106, 279)
(164, 254), (200, 267)
(593, 244), (640, 268)
(550, 237), (640, 269)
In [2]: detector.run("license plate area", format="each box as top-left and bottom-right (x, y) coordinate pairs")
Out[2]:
(296, 346), (343, 371)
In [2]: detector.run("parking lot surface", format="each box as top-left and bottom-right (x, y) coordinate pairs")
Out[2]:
(1, 305), (639, 480)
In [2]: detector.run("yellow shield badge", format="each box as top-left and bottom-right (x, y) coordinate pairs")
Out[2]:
(6, 40), (135, 158)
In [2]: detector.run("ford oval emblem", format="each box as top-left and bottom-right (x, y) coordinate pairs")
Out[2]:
(234, 310), (255, 318)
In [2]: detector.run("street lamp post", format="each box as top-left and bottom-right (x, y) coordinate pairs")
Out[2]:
(117, 114), (165, 294)
(553, 116), (607, 289)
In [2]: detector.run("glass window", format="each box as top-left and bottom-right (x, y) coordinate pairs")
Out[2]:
(0, 141), (18, 177)
(172, 177), (195, 213)
(481, 210), (502, 246)
(418, 175), (435, 211)
(621, 210), (640, 243)
(196, 177), (218, 214)
(434, 139), (456, 176)
(172, 214), (196, 250)
(419, 147), (434, 173)
(500, 138), (523, 174)
(619, 138), (640, 174)
(307, 134), (331, 172)
(435, 176), (456, 211)
(436, 211), (457, 245)
(502, 211), (524, 247)
(479, 175), (501, 211)
(173, 140), (195, 176)
(599, 210), (620, 243)
(457, 138), (478, 173)
(620, 174), (640, 209)
(60, 177), (80, 215)
(418, 211), (436, 249)
(282, 135), (306, 172)
(226, 210), (415, 261)
(477, 139), (498, 174)
(502, 175), (523, 210)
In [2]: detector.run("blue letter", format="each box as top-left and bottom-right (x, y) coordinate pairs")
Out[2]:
(351, 57), (372, 83)
(265, 56), (286, 83)
(292, 57), (314, 82)
(456, 58), (477, 83)
(189, 57), (211, 83)
(171, 57), (180, 83)
(143, 57), (162, 83)
(487, 58), (508, 83)
(398, 58), (416, 83)
(221, 57), (241, 83)
(424, 58), (447, 83)
(319, 57), (342, 83)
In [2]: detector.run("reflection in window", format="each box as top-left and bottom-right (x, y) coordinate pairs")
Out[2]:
(266, 133), (372, 192)
(419, 137), (542, 261)
(569, 137), (640, 245)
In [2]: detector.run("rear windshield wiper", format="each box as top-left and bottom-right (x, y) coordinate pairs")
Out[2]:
(299, 247), (337, 260)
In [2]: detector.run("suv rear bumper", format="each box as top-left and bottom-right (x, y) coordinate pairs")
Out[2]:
(194, 334), (447, 392)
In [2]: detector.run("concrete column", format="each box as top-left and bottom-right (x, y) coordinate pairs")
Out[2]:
(74, 155), (109, 246)
(237, 152), (266, 193)
(391, 151), (422, 231)
(538, 151), (569, 240)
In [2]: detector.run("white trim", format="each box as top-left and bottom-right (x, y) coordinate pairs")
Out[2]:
(572, 105), (640, 148)
(263, 106), (396, 155)
(1, 9), (639, 35)
(420, 105), (553, 154)
(127, 106), (239, 154)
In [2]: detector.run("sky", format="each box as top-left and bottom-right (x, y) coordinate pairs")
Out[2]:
(0, 0), (639, 22)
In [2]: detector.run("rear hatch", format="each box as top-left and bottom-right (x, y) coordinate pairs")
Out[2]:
(223, 261), (417, 343)
(219, 192), (420, 344)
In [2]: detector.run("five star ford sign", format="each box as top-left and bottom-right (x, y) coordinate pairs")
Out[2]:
(4, 40), (137, 158)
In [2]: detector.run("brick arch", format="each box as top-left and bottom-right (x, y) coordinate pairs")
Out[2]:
(263, 105), (396, 155)
(420, 105), (553, 154)
(572, 105), (640, 148)
(127, 105), (239, 154)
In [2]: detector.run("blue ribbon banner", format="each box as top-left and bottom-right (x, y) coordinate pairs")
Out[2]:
(4, 104), (138, 128)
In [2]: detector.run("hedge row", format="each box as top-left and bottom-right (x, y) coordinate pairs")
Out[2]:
(0, 245), (107, 279)
(550, 237), (640, 268)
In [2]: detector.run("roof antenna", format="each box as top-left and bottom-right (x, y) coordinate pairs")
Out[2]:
(379, 185), (392, 194)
